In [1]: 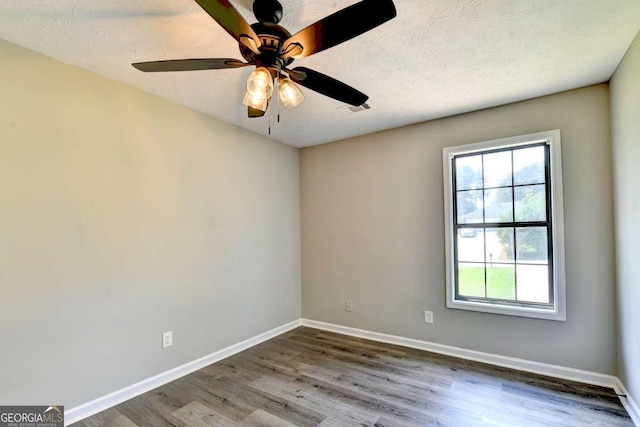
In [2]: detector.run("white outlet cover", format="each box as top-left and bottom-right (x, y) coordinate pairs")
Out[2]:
(162, 331), (173, 348)
(424, 311), (434, 324)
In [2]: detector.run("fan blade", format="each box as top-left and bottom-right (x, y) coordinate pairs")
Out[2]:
(132, 58), (250, 72)
(194, 0), (262, 54)
(248, 106), (267, 117)
(281, 0), (396, 59)
(288, 67), (368, 106)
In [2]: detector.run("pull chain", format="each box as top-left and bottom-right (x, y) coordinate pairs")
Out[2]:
(276, 74), (281, 123)
(268, 73), (279, 135)
(268, 68), (282, 135)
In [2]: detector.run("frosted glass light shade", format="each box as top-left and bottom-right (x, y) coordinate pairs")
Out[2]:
(243, 91), (268, 111)
(278, 78), (304, 109)
(246, 67), (273, 98)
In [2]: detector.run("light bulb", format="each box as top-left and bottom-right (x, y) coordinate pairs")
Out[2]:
(278, 78), (304, 109)
(243, 90), (268, 112)
(246, 67), (273, 98)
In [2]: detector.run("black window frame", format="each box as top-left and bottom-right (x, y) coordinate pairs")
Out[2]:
(451, 143), (555, 309)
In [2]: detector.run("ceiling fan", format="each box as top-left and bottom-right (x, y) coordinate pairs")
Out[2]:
(132, 0), (397, 118)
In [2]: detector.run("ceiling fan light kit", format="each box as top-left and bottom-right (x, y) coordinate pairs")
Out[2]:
(132, 0), (397, 118)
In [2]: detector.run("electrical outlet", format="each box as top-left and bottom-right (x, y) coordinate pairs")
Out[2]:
(345, 300), (353, 312)
(162, 331), (173, 348)
(424, 310), (434, 324)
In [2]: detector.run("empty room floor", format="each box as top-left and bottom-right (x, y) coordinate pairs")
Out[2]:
(72, 327), (632, 427)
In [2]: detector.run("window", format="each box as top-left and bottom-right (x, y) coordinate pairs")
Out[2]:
(442, 130), (566, 320)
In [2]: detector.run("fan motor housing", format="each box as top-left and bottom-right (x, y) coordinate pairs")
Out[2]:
(239, 22), (294, 68)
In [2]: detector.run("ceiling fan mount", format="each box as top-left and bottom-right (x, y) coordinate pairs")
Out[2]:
(132, 0), (396, 118)
(252, 0), (284, 24)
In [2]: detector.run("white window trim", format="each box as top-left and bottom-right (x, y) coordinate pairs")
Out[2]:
(442, 130), (566, 321)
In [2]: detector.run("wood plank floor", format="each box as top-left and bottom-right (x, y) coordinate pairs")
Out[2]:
(72, 327), (633, 427)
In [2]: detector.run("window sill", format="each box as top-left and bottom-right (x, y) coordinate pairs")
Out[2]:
(447, 298), (566, 321)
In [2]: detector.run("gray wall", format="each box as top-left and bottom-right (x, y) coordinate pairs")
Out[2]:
(301, 85), (617, 374)
(0, 39), (301, 407)
(611, 31), (640, 403)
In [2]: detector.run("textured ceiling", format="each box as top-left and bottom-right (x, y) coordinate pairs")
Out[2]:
(1, 0), (639, 148)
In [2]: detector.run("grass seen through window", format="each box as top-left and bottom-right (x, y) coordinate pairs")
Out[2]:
(458, 266), (515, 300)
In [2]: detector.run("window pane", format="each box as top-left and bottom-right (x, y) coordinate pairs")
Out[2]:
(514, 185), (546, 222)
(457, 262), (485, 298)
(484, 187), (513, 223)
(483, 151), (512, 188)
(514, 146), (545, 185)
(455, 155), (483, 190)
(457, 190), (483, 224)
(487, 265), (515, 300)
(486, 227), (514, 262)
(516, 264), (550, 303)
(516, 227), (548, 261)
(457, 228), (484, 262)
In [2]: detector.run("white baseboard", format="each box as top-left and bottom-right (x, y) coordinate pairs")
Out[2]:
(64, 319), (301, 426)
(615, 379), (640, 426)
(300, 319), (619, 389)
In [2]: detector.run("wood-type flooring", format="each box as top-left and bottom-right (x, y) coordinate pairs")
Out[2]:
(72, 326), (633, 426)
